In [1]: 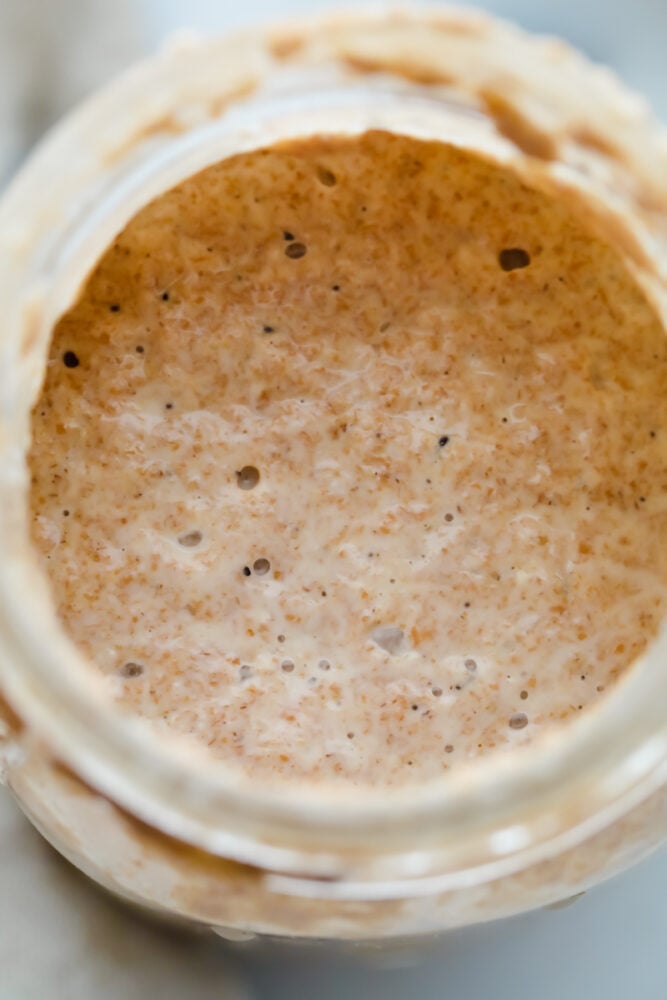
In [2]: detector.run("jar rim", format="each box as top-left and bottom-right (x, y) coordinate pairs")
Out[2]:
(1, 5), (666, 880)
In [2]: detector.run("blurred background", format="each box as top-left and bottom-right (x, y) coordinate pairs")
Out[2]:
(1, 1), (666, 998)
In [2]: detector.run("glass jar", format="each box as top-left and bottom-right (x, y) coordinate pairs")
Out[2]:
(1, 7), (666, 941)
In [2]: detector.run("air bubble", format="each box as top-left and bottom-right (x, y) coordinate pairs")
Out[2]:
(178, 530), (202, 547)
(499, 248), (531, 271)
(371, 625), (404, 654)
(285, 242), (307, 259)
(236, 466), (260, 490)
(120, 661), (144, 678)
(316, 166), (337, 187)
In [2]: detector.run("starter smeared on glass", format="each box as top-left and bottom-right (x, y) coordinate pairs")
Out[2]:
(30, 131), (667, 785)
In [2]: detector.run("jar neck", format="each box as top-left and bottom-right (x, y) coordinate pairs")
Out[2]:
(1, 10), (666, 885)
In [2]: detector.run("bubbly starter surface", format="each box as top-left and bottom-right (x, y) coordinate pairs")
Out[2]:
(30, 132), (667, 787)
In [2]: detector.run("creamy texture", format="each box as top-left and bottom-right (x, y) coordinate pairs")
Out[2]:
(30, 131), (667, 787)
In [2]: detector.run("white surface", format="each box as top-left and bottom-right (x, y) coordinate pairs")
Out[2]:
(1, 787), (666, 999)
(1, 1), (666, 997)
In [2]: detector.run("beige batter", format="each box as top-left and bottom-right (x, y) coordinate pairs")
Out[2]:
(29, 131), (667, 786)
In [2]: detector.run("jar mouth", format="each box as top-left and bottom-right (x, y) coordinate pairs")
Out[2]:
(1, 6), (667, 877)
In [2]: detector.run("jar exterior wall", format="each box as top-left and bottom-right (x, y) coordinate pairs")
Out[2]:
(3, 745), (665, 940)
